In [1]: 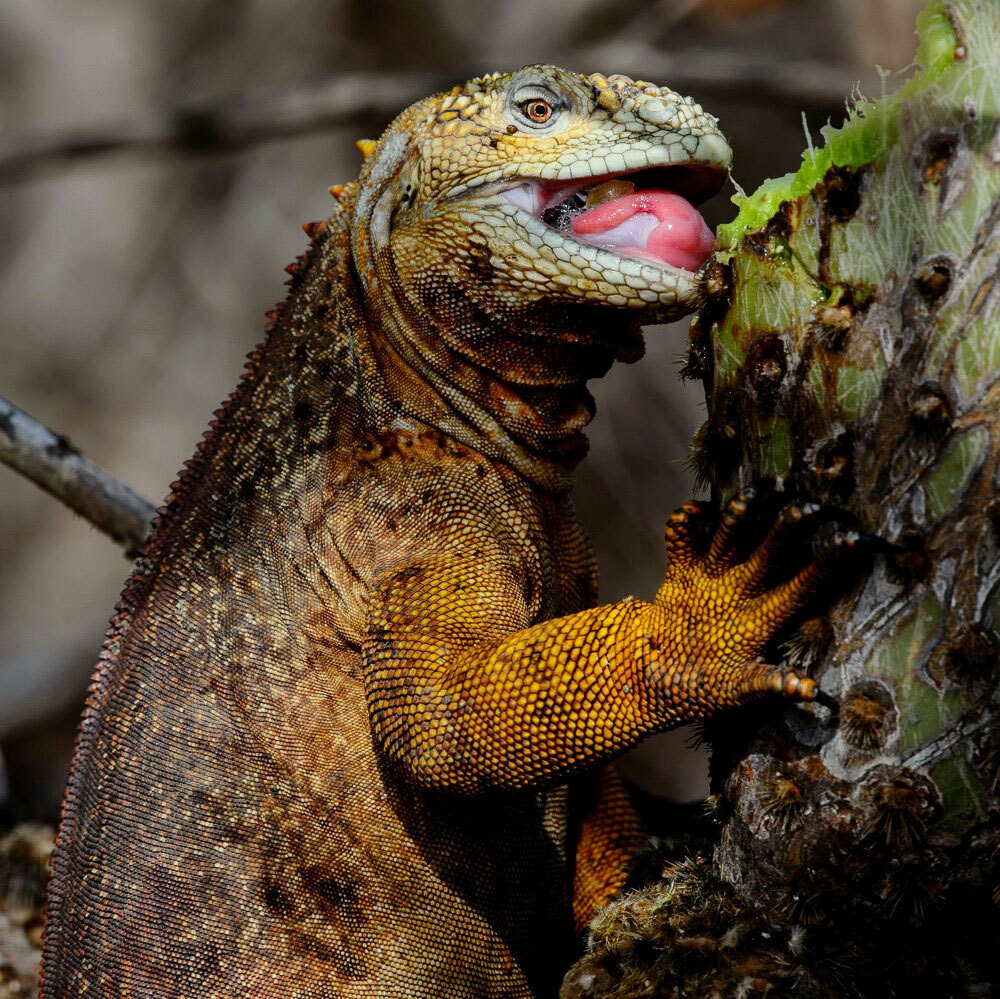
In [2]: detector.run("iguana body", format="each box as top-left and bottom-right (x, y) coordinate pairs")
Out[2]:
(41, 67), (835, 997)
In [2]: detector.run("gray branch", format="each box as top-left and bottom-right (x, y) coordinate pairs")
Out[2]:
(0, 395), (155, 555)
(0, 53), (870, 183)
(0, 71), (446, 182)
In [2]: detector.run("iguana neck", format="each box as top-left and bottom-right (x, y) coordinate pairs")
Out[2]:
(305, 189), (644, 495)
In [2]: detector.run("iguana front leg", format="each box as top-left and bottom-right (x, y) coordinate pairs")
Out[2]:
(363, 489), (853, 799)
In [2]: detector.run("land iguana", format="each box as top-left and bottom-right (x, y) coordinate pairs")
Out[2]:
(40, 66), (857, 997)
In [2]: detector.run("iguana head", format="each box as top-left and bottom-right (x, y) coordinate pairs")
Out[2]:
(337, 66), (732, 486)
(351, 64), (731, 322)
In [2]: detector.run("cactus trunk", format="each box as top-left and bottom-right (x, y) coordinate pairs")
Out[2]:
(563, 2), (1000, 995)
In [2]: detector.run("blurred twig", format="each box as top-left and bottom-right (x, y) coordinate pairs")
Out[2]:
(0, 396), (155, 555)
(0, 71), (445, 183)
(0, 52), (868, 183)
(580, 44), (870, 106)
(611, 0), (705, 46)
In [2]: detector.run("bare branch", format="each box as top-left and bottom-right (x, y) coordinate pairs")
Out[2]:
(579, 44), (875, 108)
(0, 54), (871, 183)
(0, 71), (446, 183)
(0, 395), (155, 555)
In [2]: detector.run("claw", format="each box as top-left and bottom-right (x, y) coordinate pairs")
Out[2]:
(764, 530), (860, 610)
(854, 532), (907, 557)
(798, 503), (863, 531)
(744, 476), (778, 501)
(734, 529), (871, 647)
(812, 688), (839, 712)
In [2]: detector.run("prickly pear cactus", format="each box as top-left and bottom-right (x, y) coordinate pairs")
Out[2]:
(563, 2), (1000, 995)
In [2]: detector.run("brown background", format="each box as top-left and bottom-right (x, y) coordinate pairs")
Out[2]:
(0, 0), (922, 821)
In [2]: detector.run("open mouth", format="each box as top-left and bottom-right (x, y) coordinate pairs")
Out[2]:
(499, 165), (725, 273)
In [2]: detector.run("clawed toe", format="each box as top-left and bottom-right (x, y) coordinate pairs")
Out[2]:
(774, 668), (839, 712)
(734, 662), (839, 711)
(706, 483), (770, 570)
(663, 500), (715, 567)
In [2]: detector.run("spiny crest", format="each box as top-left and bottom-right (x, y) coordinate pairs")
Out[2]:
(463, 70), (503, 92)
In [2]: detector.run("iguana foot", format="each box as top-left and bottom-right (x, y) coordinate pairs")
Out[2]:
(651, 484), (874, 718)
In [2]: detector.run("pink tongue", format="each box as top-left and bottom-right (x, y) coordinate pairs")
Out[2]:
(570, 190), (715, 271)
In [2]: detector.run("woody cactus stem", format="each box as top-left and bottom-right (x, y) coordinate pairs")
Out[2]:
(563, 2), (1000, 996)
(700, 0), (999, 991)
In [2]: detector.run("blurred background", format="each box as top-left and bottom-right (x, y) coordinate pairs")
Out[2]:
(0, 0), (924, 825)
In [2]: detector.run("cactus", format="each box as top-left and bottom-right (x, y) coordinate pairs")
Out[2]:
(563, 2), (1000, 995)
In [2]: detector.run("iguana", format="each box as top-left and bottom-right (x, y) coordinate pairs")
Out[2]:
(40, 66), (855, 998)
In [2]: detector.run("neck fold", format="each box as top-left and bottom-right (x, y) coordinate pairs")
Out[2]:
(349, 239), (642, 494)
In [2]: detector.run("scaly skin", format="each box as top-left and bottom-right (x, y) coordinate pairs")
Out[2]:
(42, 67), (839, 998)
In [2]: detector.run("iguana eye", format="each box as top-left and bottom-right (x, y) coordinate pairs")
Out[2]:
(510, 85), (563, 130)
(521, 99), (552, 123)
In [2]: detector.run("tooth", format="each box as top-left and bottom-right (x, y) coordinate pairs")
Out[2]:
(500, 183), (538, 213)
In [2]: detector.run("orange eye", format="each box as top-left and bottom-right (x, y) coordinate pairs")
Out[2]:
(523, 99), (553, 123)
